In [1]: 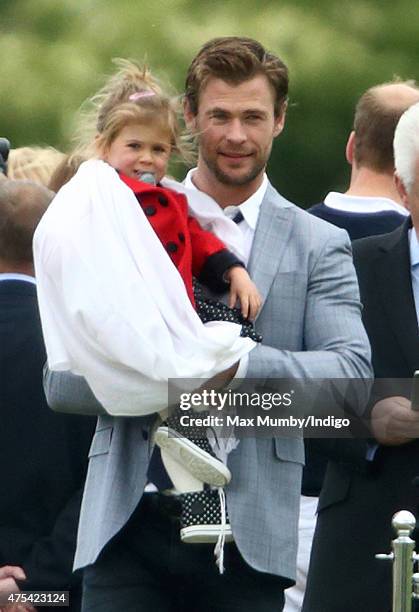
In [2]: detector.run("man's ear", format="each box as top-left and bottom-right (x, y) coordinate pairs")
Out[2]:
(346, 131), (355, 165)
(273, 101), (287, 138)
(394, 173), (410, 210)
(183, 97), (197, 132)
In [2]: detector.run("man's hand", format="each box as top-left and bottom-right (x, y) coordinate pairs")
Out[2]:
(371, 396), (419, 445)
(0, 566), (35, 612)
(1, 605), (36, 612)
(0, 567), (25, 582)
(225, 266), (262, 320)
(0, 566), (25, 594)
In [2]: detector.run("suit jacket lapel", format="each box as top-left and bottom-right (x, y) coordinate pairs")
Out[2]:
(374, 221), (418, 371)
(248, 183), (295, 316)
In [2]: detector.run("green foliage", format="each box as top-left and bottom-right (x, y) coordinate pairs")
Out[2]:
(1, 0), (418, 206)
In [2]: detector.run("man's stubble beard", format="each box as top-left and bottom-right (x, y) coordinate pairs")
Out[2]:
(201, 150), (266, 187)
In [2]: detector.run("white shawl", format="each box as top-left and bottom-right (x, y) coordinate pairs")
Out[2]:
(33, 160), (254, 416)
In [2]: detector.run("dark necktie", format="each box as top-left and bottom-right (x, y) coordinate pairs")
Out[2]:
(146, 443), (173, 490)
(232, 210), (244, 224)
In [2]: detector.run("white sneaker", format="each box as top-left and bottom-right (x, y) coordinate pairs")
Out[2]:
(154, 426), (231, 487)
(179, 489), (234, 544)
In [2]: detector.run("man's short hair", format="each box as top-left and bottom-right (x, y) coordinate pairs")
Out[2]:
(185, 36), (288, 117)
(353, 81), (419, 172)
(0, 180), (53, 263)
(394, 101), (419, 192)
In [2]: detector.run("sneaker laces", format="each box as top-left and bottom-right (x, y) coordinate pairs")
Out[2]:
(214, 487), (227, 574)
(207, 425), (239, 464)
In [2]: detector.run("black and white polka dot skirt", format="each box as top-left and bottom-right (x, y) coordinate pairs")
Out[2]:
(194, 282), (262, 344)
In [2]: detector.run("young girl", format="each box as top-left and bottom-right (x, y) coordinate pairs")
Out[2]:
(34, 60), (261, 553)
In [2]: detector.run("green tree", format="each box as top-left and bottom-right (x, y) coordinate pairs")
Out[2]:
(1, 0), (418, 206)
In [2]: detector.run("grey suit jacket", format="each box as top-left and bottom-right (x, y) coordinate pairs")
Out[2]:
(45, 183), (372, 582)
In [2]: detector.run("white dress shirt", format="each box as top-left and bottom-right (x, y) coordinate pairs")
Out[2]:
(184, 169), (268, 378)
(409, 228), (419, 328)
(184, 169), (268, 266)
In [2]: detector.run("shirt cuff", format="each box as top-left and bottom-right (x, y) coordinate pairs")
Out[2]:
(366, 441), (379, 461)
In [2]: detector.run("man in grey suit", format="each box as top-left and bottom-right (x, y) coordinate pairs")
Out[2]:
(45, 37), (371, 611)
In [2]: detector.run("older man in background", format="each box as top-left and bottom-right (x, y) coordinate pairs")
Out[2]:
(285, 80), (419, 612)
(303, 101), (419, 612)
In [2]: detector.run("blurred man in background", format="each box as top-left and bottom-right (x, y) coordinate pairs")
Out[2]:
(0, 180), (94, 611)
(309, 81), (419, 237)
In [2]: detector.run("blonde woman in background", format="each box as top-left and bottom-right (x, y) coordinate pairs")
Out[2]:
(8, 146), (66, 187)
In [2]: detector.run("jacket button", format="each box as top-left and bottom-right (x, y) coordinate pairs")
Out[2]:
(144, 205), (156, 216)
(178, 232), (185, 243)
(166, 241), (178, 253)
(158, 194), (169, 207)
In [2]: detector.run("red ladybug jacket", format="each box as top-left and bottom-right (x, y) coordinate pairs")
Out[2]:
(119, 173), (243, 307)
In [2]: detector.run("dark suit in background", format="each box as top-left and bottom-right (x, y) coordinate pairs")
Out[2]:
(303, 220), (419, 612)
(303, 203), (406, 498)
(0, 278), (95, 610)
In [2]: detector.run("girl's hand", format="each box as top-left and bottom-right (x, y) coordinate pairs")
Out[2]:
(225, 266), (262, 320)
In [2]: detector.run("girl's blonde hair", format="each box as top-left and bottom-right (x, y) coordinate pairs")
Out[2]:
(48, 153), (85, 193)
(73, 59), (193, 164)
(8, 146), (66, 187)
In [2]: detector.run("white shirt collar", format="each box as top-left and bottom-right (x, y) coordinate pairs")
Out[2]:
(409, 227), (419, 267)
(184, 168), (268, 230)
(324, 191), (409, 216)
(0, 272), (36, 284)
